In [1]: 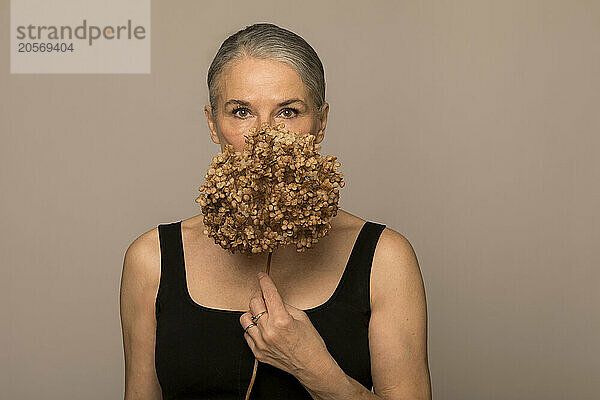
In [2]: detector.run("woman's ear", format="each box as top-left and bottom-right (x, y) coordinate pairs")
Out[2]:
(204, 105), (221, 144)
(313, 102), (329, 145)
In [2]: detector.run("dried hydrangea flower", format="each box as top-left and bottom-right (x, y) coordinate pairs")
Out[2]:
(195, 122), (345, 257)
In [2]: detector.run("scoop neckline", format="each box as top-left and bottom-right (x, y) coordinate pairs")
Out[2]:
(178, 220), (369, 315)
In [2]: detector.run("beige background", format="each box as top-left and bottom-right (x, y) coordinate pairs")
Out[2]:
(2, 1), (598, 399)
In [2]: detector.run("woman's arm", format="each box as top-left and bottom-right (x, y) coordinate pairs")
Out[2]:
(120, 229), (163, 400)
(369, 227), (432, 400)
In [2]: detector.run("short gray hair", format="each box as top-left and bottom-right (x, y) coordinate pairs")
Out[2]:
(207, 23), (326, 117)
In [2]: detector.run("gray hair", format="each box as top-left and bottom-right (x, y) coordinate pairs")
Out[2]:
(207, 23), (326, 117)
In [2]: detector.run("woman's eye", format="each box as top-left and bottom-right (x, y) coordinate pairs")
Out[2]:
(232, 107), (250, 118)
(279, 107), (299, 118)
(231, 107), (298, 119)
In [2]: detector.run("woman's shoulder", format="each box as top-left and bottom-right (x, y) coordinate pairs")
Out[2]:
(122, 216), (195, 293)
(332, 212), (410, 267)
(126, 221), (163, 260)
(327, 212), (418, 306)
(328, 208), (366, 231)
(122, 223), (163, 293)
(369, 220), (420, 309)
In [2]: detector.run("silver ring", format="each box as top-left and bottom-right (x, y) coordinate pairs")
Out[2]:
(244, 322), (257, 334)
(251, 311), (267, 323)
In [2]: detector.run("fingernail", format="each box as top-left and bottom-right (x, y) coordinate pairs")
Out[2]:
(258, 271), (265, 279)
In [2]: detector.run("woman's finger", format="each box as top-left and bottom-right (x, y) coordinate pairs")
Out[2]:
(257, 272), (288, 318)
(240, 311), (265, 348)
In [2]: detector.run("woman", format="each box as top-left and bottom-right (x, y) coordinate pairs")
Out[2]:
(120, 23), (431, 400)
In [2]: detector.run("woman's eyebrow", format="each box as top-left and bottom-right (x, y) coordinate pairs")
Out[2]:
(277, 98), (306, 107)
(224, 99), (251, 108)
(224, 98), (307, 108)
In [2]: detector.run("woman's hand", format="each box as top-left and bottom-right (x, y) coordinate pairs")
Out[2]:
(239, 271), (337, 379)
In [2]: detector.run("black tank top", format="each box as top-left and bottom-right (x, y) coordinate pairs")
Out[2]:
(155, 220), (386, 400)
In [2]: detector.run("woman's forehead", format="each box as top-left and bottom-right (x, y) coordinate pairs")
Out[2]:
(219, 58), (308, 102)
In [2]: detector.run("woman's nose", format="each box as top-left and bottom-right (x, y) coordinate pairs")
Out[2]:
(256, 114), (276, 129)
